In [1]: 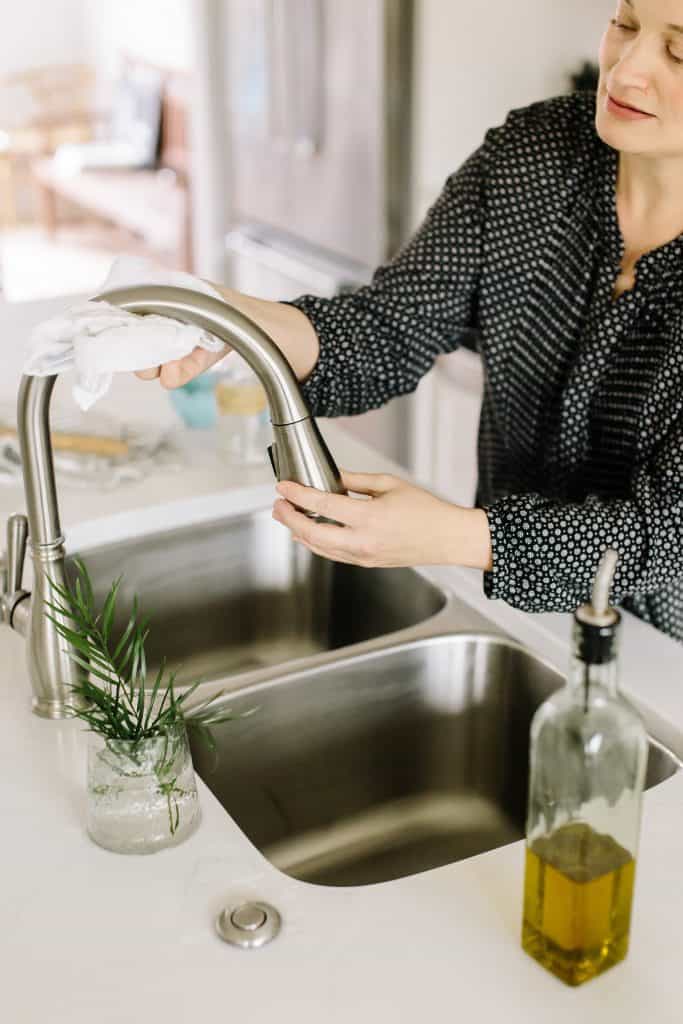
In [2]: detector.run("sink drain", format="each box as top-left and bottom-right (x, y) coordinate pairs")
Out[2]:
(215, 901), (282, 949)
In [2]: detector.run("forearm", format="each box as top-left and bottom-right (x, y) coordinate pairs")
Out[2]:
(206, 281), (320, 383)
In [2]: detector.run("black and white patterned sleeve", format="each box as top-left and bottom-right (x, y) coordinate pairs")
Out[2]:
(287, 140), (490, 418)
(483, 422), (683, 611)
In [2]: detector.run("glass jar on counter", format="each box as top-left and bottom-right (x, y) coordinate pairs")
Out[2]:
(214, 360), (271, 466)
(86, 722), (201, 854)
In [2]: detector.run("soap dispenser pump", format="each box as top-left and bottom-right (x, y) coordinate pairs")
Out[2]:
(521, 549), (648, 987)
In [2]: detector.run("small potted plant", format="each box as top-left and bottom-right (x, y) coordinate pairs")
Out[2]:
(47, 560), (241, 855)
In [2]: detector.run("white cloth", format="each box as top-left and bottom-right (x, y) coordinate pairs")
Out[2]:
(24, 256), (226, 410)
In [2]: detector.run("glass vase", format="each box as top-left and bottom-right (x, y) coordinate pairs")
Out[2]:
(86, 722), (201, 854)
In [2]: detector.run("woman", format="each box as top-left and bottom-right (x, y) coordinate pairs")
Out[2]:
(139, 0), (683, 643)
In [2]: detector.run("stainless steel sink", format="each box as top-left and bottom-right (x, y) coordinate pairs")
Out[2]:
(68, 497), (681, 888)
(68, 507), (446, 685)
(190, 633), (682, 887)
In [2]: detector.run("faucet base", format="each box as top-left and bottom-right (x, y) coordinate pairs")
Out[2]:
(32, 697), (72, 720)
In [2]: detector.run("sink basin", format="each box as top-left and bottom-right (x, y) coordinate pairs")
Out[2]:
(68, 507), (446, 685)
(67, 493), (681, 887)
(190, 634), (682, 887)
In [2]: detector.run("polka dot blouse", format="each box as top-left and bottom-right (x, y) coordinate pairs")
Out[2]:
(289, 92), (683, 644)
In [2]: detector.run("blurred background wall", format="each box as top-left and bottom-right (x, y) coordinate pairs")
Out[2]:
(81, 0), (193, 74)
(0, 0), (85, 76)
(413, 1), (611, 223)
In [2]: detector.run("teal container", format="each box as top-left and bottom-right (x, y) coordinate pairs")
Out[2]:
(168, 375), (217, 429)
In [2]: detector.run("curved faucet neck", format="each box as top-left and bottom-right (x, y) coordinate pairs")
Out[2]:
(96, 285), (311, 426)
(17, 285), (345, 551)
(11, 285), (344, 718)
(17, 374), (62, 549)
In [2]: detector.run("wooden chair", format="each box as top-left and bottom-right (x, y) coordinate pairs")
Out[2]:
(0, 64), (98, 227)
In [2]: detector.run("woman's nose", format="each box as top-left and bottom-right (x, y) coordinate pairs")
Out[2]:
(611, 40), (652, 94)
(612, 66), (650, 94)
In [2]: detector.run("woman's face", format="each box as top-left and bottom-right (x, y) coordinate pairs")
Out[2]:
(597, 0), (683, 157)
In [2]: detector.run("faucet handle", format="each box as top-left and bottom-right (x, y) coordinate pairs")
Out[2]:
(6, 513), (28, 595)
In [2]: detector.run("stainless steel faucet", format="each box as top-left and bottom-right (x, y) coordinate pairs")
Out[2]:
(0, 285), (345, 718)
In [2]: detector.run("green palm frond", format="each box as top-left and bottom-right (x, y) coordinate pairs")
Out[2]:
(46, 558), (249, 743)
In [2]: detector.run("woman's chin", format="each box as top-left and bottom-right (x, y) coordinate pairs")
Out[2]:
(595, 112), (645, 153)
(596, 116), (621, 148)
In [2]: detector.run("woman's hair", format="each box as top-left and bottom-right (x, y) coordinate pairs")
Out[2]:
(569, 61), (600, 93)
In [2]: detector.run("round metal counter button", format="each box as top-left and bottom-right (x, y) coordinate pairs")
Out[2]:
(215, 901), (282, 948)
(231, 905), (267, 932)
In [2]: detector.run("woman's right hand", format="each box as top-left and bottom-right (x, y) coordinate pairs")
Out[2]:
(135, 282), (319, 388)
(135, 344), (230, 389)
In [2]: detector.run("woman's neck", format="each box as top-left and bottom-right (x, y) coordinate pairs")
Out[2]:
(618, 152), (683, 230)
(611, 153), (683, 299)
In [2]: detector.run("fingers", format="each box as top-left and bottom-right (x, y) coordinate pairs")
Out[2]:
(134, 346), (230, 388)
(340, 469), (399, 496)
(293, 537), (360, 566)
(275, 480), (366, 527)
(159, 345), (229, 389)
(272, 499), (353, 551)
(274, 473), (400, 529)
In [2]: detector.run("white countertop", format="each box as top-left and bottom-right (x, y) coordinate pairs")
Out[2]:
(2, 295), (683, 1024)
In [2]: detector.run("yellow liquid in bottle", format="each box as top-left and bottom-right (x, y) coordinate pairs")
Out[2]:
(522, 822), (636, 986)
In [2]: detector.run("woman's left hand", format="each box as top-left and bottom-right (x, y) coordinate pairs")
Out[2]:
(272, 470), (493, 570)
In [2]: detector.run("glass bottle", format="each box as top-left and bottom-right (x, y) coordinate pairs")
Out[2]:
(522, 550), (648, 986)
(214, 359), (270, 465)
